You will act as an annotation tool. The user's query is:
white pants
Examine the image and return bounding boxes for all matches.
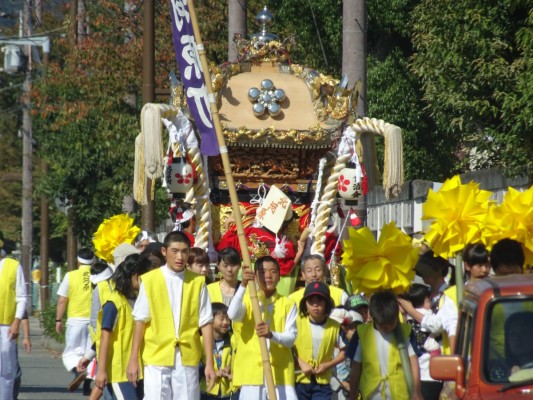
[62,319,89,371]
[0,325,17,400]
[239,385,298,400]
[144,347,200,400]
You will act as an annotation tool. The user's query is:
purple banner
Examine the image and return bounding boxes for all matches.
[169,0,219,156]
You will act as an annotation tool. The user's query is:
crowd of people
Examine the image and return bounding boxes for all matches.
[0,223,528,400]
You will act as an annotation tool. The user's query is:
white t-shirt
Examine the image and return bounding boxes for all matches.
[353,326,415,400]
[309,321,344,359]
[132,265,213,335]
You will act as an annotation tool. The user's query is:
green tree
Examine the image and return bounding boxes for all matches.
[411,0,532,177]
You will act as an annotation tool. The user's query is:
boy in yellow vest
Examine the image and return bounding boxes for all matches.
[349,290,422,400]
[55,247,94,393]
[0,239,27,400]
[228,255,298,400]
[289,254,349,307]
[127,231,216,400]
[200,302,235,400]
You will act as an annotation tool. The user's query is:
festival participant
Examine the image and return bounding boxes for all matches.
[127,231,215,400]
[56,248,95,393]
[134,230,159,252]
[207,247,241,306]
[141,242,166,269]
[293,282,346,400]
[349,290,423,400]
[95,254,151,399]
[398,250,457,355]
[345,295,370,322]
[171,202,196,247]
[188,247,212,282]
[228,256,298,400]
[0,238,27,400]
[200,302,235,400]
[290,254,349,307]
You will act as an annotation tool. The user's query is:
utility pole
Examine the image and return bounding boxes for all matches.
[342,0,370,228]
[20,0,33,314]
[141,0,155,231]
[228,0,246,62]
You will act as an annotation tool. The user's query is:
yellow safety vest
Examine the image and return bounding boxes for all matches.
[91,279,115,348]
[200,335,234,396]
[0,258,19,325]
[67,265,92,318]
[142,268,203,367]
[289,285,345,308]
[232,290,295,387]
[207,281,225,304]
[294,316,340,384]
[358,322,411,400]
[101,291,143,382]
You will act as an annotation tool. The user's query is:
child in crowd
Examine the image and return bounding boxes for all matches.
[293,282,346,400]
[228,256,298,400]
[200,302,235,400]
[141,242,166,269]
[127,231,215,400]
[405,284,441,400]
[95,254,151,399]
[329,307,364,399]
[207,247,241,306]
[188,247,212,283]
[349,290,422,400]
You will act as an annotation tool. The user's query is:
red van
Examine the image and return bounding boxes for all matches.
[430,274,533,398]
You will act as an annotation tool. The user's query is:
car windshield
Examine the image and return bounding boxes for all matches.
[485,298,533,384]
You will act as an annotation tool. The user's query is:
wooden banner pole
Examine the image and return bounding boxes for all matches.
[187,2,278,398]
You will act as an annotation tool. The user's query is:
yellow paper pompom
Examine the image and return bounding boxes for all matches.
[342,222,418,295]
[92,214,140,263]
[482,186,533,266]
[422,175,493,259]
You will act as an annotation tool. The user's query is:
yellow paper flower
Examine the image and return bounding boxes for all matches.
[482,186,533,266]
[92,214,140,263]
[342,222,418,294]
[422,175,493,259]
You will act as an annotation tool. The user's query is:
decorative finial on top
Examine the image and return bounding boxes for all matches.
[251,6,279,44]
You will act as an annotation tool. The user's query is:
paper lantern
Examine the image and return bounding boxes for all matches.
[165,157,193,194]
[338,166,363,200]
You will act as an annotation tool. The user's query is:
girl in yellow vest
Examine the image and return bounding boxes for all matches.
[228,255,298,400]
[294,281,346,400]
[207,247,241,306]
[200,302,235,400]
[94,253,150,399]
[349,290,423,400]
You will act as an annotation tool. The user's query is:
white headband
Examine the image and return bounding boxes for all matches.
[78,256,95,265]
[90,267,113,284]
[136,231,157,245]
[172,208,195,232]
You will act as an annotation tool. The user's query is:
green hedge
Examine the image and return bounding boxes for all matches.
[41,302,65,344]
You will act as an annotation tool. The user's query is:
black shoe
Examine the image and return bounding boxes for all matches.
[82,379,92,396]
[67,371,87,392]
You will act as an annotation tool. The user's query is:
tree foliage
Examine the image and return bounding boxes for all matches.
[411,0,532,177]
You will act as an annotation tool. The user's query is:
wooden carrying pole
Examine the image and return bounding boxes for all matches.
[187,1,278,399]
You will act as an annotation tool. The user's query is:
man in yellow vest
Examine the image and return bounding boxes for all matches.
[228,255,298,400]
[0,238,27,400]
[289,254,349,307]
[55,247,94,393]
[127,231,216,400]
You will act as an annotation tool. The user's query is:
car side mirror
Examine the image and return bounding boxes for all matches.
[430,355,466,398]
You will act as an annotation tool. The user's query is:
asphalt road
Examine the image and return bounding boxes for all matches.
[17,316,89,400]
